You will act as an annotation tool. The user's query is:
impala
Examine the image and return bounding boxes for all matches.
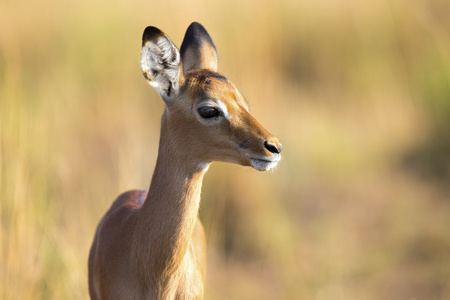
[88,22,282,300]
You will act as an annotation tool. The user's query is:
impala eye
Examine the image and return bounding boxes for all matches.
[198,106,221,119]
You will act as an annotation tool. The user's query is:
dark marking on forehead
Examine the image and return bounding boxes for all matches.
[183,69,252,113]
[184,69,227,83]
[184,69,230,95]
[197,70,227,83]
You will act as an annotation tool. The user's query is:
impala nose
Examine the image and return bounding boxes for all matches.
[264,139,282,154]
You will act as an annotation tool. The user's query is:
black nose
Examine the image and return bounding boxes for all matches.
[264,140,282,154]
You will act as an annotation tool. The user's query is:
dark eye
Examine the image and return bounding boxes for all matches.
[198,106,221,119]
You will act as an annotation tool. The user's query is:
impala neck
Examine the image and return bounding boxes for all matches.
[132,110,208,286]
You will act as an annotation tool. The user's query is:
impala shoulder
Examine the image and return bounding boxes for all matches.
[106,189,148,215]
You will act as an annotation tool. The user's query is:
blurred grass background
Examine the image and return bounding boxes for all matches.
[1,0,450,299]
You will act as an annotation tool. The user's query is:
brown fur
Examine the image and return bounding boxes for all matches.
[88,23,281,300]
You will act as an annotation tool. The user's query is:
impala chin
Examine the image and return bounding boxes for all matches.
[247,154,281,171]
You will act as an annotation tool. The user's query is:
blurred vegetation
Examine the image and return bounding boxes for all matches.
[1,0,450,299]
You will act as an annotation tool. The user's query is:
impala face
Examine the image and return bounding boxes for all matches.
[141,23,282,171]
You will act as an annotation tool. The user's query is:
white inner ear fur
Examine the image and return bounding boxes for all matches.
[217,100,231,120]
[140,37,180,99]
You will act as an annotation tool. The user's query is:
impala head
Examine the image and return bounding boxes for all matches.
[140,22,282,171]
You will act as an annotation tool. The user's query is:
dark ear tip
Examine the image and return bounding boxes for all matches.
[142,26,164,45]
[186,22,208,35]
[181,22,216,54]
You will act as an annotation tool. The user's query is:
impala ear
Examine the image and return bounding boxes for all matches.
[141,26,181,101]
[180,22,218,74]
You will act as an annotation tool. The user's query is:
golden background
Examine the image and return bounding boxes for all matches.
[1,0,450,299]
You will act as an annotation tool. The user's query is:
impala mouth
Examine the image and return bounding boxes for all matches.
[247,154,281,171]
